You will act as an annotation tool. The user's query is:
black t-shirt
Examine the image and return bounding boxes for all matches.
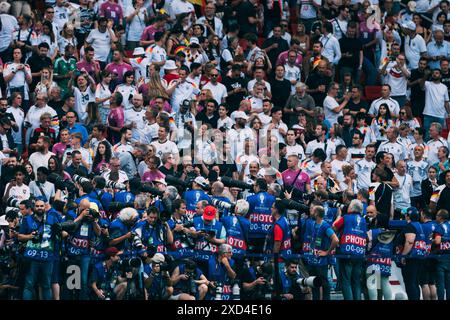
[339,36,363,68]
[441,71,450,90]
[346,99,368,113]
[222,75,248,112]
[305,72,332,106]
[436,186,450,213]
[269,78,291,108]
[236,1,257,37]
[159,166,175,177]
[197,111,219,128]
[262,37,290,68]
[217,162,238,178]
[409,68,426,99]
[373,183,393,227]
[26,54,53,88]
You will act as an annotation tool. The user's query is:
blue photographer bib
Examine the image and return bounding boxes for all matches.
[20,213,62,262]
[246,192,275,238]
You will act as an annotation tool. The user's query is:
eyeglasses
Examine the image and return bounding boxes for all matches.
[46,11,54,14]
[211,74,219,77]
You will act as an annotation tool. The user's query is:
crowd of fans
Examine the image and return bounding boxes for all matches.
[0,0,450,301]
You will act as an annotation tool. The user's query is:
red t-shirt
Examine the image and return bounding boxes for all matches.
[274,224,283,241]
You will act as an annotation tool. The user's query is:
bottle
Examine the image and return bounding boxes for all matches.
[215,283,223,300]
[232,282,240,300]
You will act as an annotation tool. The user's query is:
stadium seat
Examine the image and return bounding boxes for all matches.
[364,86,382,102]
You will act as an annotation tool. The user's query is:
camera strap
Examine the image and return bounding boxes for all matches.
[375,183,386,207]
[291,169,303,188]
[37,183,47,202]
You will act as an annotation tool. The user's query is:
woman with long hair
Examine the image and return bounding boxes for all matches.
[95,70,113,124]
[413,13,430,43]
[37,20,59,61]
[35,67,57,95]
[293,23,310,57]
[196,88,213,113]
[114,70,138,110]
[396,104,421,141]
[107,92,125,144]
[141,64,168,101]
[58,22,78,59]
[208,35,221,67]
[371,103,395,145]
[92,141,112,174]
[48,155,71,180]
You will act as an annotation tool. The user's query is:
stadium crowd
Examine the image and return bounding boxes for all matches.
[0,0,449,301]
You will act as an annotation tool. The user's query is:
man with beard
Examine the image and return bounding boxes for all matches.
[341,113,356,148]
[407,57,428,118]
[28,136,55,177]
[0,156,18,196]
[421,69,450,133]
[18,199,63,300]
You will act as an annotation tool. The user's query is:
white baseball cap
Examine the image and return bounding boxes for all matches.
[233,111,249,121]
[163,60,178,70]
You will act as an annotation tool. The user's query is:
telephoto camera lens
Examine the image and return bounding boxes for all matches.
[106,180,127,190]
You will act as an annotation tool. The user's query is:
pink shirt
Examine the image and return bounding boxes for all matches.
[141,25,165,42]
[141,170,166,182]
[105,62,133,83]
[276,51,303,67]
[52,142,69,159]
[99,2,123,24]
[282,168,310,192]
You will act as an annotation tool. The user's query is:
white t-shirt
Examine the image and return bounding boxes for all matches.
[124,108,146,142]
[405,34,427,69]
[331,159,350,184]
[112,142,134,156]
[368,97,400,117]
[423,81,450,118]
[426,137,448,165]
[378,140,407,162]
[74,86,96,122]
[3,62,32,100]
[150,139,179,159]
[37,34,59,59]
[299,0,321,19]
[29,151,55,176]
[130,57,151,82]
[247,79,271,94]
[202,82,228,104]
[393,173,413,209]
[125,7,147,41]
[286,144,306,161]
[354,158,377,190]
[170,0,195,20]
[323,96,342,124]
[115,84,138,110]
[6,106,24,144]
[86,29,111,62]
[284,64,301,94]
[95,83,111,109]
[29,181,55,202]
[170,79,200,114]
[0,14,18,52]
[385,65,409,96]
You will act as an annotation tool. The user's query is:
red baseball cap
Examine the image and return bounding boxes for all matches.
[203,205,217,221]
[104,247,119,257]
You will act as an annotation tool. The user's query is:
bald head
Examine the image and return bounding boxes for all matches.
[79,199,91,211]
[366,205,377,219]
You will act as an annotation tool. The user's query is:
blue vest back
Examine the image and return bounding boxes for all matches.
[246,192,275,238]
[410,222,427,258]
[193,216,223,261]
[438,221,450,254]
[367,228,393,277]
[221,215,249,257]
[339,213,367,257]
[422,220,438,254]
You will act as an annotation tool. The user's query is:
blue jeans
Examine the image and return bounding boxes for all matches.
[423,115,446,140]
[436,259,450,300]
[23,260,54,300]
[339,258,363,300]
[68,255,91,300]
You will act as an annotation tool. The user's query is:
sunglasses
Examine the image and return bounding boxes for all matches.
[211,74,219,77]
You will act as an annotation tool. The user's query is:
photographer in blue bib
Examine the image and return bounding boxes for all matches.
[18,199,63,300]
[396,207,427,300]
[63,199,101,300]
[332,199,367,300]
